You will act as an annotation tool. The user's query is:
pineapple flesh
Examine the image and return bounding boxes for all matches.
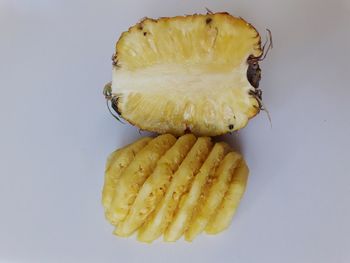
[185,151,242,241]
[164,142,230,242]
[205,160,249,234]
[115,134,196,237]
[137,137,212,242]
[109,13,263,136]
[108,134,176,224]
[102,137,151,223]
[102,134,249,242]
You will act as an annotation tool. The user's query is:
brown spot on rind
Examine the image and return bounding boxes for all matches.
[247,56,261,90]
[111,97,122,115]
[184,126,191,134]
[112,53,119,66]
[138,24,143,30]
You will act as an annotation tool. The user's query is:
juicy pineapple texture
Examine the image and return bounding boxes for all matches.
[110,13,263,136]
[102,134,249,242]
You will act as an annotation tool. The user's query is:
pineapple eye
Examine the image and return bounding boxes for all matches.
[228,124,234,130]
[206,17,212,24]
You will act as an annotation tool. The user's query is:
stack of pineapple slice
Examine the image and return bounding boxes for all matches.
[102,134,249,242]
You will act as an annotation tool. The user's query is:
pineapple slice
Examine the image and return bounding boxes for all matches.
[114,134,196,237]
[102,137,151,222]
[185,152,241,241]
[137,137,212,243]
[108,13,263,136]
[164,142,230,242]
[108,134,176,224]
[205,160,249,234]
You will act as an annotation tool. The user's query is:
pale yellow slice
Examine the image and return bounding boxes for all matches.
[138,137,213,243]
[185,151,241,241]
[109,134,176,224]
[205,160,249,234]
[164,142,230,242]
[114,134,196,237]
[102,137,151,222]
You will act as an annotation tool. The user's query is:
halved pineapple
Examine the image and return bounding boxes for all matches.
[106,12,263,136]
[102,134,249,242]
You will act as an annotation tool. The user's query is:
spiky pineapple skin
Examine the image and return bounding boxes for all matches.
[102,134,249,242]
[110,13,263,136]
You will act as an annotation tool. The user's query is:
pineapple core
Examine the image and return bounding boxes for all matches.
[111,13,262,136]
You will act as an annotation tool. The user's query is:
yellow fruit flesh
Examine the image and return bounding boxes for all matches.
[185,152,241,241]
[109,134,176,224]
[102,137,151,222]
[205,160,249,234]
[114,134,196,237]
[137,137,212,243]
[164,142,230,242]
[111,13,262,136]
[102,134,249,242]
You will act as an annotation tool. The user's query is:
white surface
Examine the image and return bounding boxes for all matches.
[0,0,349,262]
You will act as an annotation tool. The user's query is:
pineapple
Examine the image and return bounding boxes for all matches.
[108,134,176,224]
[185,151,242,241]
[102,137,151,222]
[205,160,249,234]
[137,137,212,242]
[105,12,264,136]
[115,134,196,237]
[164,142,230,242]
[102,134,249,242]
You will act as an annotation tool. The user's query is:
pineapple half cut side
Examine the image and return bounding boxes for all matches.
[106,12,264,136]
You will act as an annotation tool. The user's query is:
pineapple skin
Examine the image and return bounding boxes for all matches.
[110,13,263,136]
[102,134,250,242]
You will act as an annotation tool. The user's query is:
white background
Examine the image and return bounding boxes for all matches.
[1,0,349,262]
